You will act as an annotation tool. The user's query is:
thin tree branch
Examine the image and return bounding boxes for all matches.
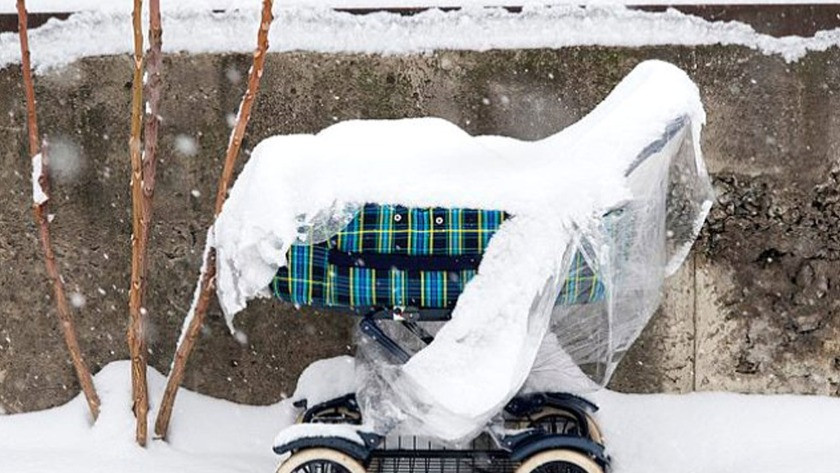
[16,0,100,421]
[139,0,163,315]
[155,0,274,440]
[128,0,149,447]
[17,1,37,155]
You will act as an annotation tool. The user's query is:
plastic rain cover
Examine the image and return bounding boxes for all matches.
[354,116,712,445]
[356,237,573,444]
[524,117,713,396]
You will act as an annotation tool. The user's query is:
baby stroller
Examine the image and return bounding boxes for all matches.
[212,61,712,473]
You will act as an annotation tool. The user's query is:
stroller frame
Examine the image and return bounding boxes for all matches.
[274,306,610,473]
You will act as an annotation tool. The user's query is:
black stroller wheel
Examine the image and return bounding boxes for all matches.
[528,408,604,445]
[277,448,366,473]
[515,449,603,473]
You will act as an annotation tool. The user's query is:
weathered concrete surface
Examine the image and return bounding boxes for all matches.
[1,46,839,413]
[610,258,697,393]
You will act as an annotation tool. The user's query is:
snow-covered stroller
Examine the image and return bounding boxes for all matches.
[211,60,713,473]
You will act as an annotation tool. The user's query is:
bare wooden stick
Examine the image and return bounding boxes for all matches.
[154,0,275,440]
[139,0,163,312]
[16,0,100,421]
[142,0,163,230]
[127,0,149,447]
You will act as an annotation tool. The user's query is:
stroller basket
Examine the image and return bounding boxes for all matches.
[271,205,605,318]
[368,448,519,473]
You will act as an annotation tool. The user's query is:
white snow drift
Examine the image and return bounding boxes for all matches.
[2,360,840,473]
[0,361,294,473]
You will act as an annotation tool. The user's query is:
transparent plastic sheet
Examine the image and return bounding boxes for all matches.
[293,200,361,245]
[212,199,360,321]
[533,119,713,391]
[350,117,712,442]
[355,246,573,446]
[355,324,521,450]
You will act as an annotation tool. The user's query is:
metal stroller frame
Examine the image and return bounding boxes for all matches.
[278,306,610,473]
[272,115,692,473]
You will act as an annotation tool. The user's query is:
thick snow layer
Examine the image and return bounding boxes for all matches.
[2,5,840,71]
[212,59,707,442]
[2,360,840,473]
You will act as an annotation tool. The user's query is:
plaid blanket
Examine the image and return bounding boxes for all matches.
[271,204,604,310]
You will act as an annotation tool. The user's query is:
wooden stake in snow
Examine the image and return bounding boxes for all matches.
[154,0,275,440]
[127,0,151,447]
[16,0,101,421]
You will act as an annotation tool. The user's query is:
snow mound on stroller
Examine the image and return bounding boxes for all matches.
[212,60,712,443]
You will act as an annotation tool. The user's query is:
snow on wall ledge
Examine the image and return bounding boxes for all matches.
[2,5,840,72]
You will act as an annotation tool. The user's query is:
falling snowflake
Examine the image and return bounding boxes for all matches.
[69,292,86,309]
[174,134,198,157]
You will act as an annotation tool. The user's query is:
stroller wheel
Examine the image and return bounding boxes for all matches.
[516,449,603,473]
[529,408,604,445]
[277,448,366,473]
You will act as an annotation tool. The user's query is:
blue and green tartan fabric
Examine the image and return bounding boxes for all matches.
[270,204,605,310]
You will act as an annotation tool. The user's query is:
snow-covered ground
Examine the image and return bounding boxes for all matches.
[0,361,295,473]
[2,360,839,473]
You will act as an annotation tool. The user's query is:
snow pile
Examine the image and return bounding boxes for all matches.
[213,60,710,442]
[0,361,295,473]
[291,355,356,408]
[2,5,840,71]
[2,359,840,473]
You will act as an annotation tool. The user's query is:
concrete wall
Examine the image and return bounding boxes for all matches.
[1,46,839,413]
